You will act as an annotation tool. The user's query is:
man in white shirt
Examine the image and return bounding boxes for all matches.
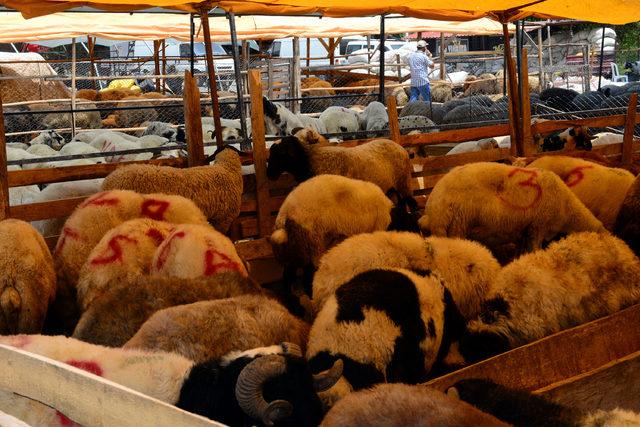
[408,40,435,102]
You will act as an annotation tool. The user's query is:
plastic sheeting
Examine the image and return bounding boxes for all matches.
[0,12,509,43]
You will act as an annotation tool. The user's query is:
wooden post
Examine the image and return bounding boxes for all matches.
[153,40,161,92]
[582,44,590,92]
[292,36,301,114]
[378,14,386,104]
[200,10,224,148]
[521,48,535,155]
[161,39,167,94]
[306,38,311,76]
[622,92,638,166]
[329,38,335,66]
[71,37,77,138]
[249,69,272,237]
[547,25,553,67]
[183,71,205,167]
[537,28,544,90]
[440,33,446,81]
[0,92,10,220]
[503,23,522,156]
[396,53,402,79]
[87,36,97,90]
[387,95,401,143]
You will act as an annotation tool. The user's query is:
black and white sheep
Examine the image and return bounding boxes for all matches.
[266,128,412,197]
[318,106,360,136]
[0,336,342,427]
[321,383,509,427]
[263,97,327,135]
[307,268,451,404]
[419,162,606,256]
[535,126,594,152]
[458,232,640,363]
[102,145,243,232]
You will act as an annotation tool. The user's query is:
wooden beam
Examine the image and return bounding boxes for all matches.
[440,33,446,81]
[161,39,167,94]
[153,40,161,92]
[292,37,301,114]
[520,48,535,156]
[426,303,640,392]
[306,38,311,76]
[317,38,330,53]
[537,29,544,90]
[329,38,335,66]
[387,95,401,143]
[503,23,522,156]
[249,69,272,238]
[532,114,628,134]
[87,36,97,90]
[622,92,638,166]
[536,351,640,413]
[0,90,9,220]
[399,123,511,147]
[183,70,205,167]
[199,10,224,148]
[10,196,87,222]
[0,344,224,427]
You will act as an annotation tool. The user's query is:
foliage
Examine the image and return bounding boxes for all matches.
[616,22,640,65]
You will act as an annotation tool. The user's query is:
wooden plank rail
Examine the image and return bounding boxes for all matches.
[10,196,87,222]
[425,304,640,393]
[399,124,511,147]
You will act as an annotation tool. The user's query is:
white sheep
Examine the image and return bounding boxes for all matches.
[358,101,389,133]
[72,129,139,144]
[58,140,106,164]
[124,295,310,364]
[312,231,500,322]
[26,143,59,158]
[307,268,446,404]
[591,131,623,147]
[527,156,635,230]
[267,128,413,197]
[446,138,499,155]
[459,232,640,363]
[76,218,175,311]
[0,219,56,334]
[419,162,606,256]
[319,106,360,135]
[151,223,248,279]
[89,134,153,163]
[7,166,41,206]
[102,145,243,232]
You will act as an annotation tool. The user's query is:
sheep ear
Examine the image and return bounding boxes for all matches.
[446,387,460,399]
[291,127,304,136]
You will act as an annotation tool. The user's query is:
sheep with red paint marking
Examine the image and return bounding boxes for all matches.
[75,218,175,312]
[614,173,640,257]
[51,190,207,334]
[527,156,635,230]
[124,295,310,364]
[0,219,55,334]
[418,162,605,257]
[151,223,248,279]
[0,335,341,427]
[73,272,261,347]
[102,145,243,232]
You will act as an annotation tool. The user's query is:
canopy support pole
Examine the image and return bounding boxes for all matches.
[0,92,9,221]
[162,39,167,94]
[503,23,522,156]
[537,28,544,90]
[440,33,446,81]
[71,37,77,139]
[516,20,525,155]
[292,36,301,114]
[190,13,195,76]
[598,25,606,90]
[153,40,161,92]
[227,12,249,149]
[87,36,97,90]
[200,10,224,148]
[306,38,311,76]
[378,14,386,104]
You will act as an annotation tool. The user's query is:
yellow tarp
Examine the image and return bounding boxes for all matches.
[2,0,640,24]
[0,12,508,43]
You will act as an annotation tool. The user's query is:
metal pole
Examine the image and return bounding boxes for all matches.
[71,37,77,138]
[200,10,224,148]
[227,12,249,150]
[190,13,195,76]
[516,21,524,137]
[378,14,386,104]
[598,25,606,90]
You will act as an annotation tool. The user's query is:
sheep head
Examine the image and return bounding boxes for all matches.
[266,136,312,182]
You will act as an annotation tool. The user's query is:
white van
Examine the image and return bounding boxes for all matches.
[338,39,408,64]
[267,38,341,67]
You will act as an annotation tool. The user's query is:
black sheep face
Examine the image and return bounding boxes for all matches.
[266,137,312,182]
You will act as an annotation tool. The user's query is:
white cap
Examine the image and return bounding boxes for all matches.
[417,40,427,48]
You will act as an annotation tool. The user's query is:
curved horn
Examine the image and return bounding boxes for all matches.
[280,342,302,357]
[312,359,343,392]
[235,355,293,426]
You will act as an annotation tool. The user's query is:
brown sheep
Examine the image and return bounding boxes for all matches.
[431,83,453,103]
[464,73,499,96]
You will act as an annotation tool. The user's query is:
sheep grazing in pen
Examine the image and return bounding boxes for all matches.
[458,232,640,364]
[0,336,341,427]
[267,128,413,197]
[307,268,448,404]
[321,383,509,427]
[73,272,260,347]
[124,295,310,365]
[418,162,605,257]
[0,219,56,334]
[102,145,243,232]
[527,156,635,230]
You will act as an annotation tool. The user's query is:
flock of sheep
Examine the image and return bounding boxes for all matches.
[0,103,639,425]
